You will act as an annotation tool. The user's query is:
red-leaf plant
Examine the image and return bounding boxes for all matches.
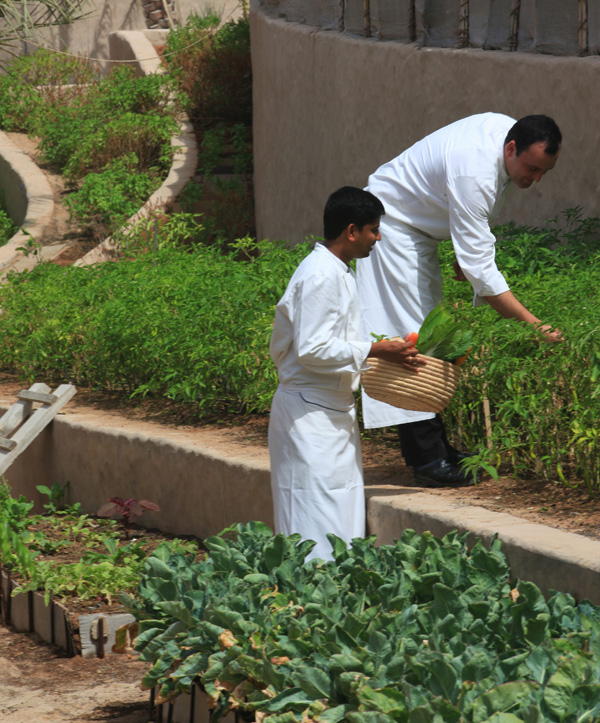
[97,497,160,538]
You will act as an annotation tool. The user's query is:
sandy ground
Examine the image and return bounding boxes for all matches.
[0,625,153,723]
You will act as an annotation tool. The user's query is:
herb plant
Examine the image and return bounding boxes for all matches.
[0,232,311,416]
[163,13,252,126]
[97,497,160,531]
[0,51,177,239]
[438,209,600,489]
[0,206,18,246]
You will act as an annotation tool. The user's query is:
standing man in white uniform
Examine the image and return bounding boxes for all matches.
[269,186,423,561]
[356,113,562,488]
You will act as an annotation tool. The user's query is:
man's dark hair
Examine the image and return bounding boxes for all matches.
[323,186,385,241]
[505,115,562,156]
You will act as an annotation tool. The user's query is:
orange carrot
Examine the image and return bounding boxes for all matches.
[406,332,418,347]
[454,347,471,367]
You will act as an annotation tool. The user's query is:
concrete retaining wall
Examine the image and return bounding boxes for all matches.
[250,6,600,245]
[3,402,599,604]
[0,132,54,274]
[3,408,273,540]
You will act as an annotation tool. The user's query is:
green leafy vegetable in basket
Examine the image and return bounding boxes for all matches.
[416,303,472,362]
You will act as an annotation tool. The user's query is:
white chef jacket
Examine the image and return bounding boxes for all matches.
[357,112,514,428]
[270,242,372,410]
[268,243,371,560]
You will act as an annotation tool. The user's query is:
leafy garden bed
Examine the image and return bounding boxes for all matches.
[0,209,598,493]
[124,521,600,722]
[0,481,203,656]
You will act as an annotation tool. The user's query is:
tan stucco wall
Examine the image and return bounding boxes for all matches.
[13,0,243,64]
[3,408,273,540]
[251,9,600,245]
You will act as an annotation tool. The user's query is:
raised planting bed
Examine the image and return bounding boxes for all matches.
[0,482,204,659]
[0,569,135,658]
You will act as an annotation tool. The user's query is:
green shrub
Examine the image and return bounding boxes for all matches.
[34,66,176,181]
[0,49,99,134]
[0,206,18,246]
[64,153,163,232]
[0,209,598,490]
[0,54,178,238]
[0,232,311,415]
[123,521,600,721]
[439,210,600,490]
[164,14,252,126]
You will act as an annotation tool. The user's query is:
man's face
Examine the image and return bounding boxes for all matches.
[352,220,381,258]
[504,140,560,189]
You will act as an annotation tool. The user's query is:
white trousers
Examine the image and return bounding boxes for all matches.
[268,388,366,562]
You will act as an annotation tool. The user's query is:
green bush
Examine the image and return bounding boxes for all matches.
[123,521,600,721]
[163,13,252,126]
[0,49,99,134]
[34,66,176,181]
[0,209,598,490]
[0,232,311,415]
[64,153,163,231]
[439,209,600,490]
[0,206,18,246]
[0,53,178,237]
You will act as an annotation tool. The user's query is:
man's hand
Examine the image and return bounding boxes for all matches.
[483,291,564,343]
[536,323,564,343]
[369,337,426,372]
[453,259,468,281]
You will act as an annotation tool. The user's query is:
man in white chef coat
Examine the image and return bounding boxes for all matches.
[356,113,562,488]
[269,186,423,561]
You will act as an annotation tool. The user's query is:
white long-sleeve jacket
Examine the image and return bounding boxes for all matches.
[270,243,372,411]
[367,112,514,302]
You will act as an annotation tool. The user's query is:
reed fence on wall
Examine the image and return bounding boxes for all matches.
[256,0,599,56]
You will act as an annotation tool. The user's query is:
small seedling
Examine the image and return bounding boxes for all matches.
[36,482,70,512]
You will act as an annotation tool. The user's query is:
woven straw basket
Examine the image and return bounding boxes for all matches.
[362,354,461,413]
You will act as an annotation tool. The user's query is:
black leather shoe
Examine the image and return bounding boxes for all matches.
[412,458,477,488]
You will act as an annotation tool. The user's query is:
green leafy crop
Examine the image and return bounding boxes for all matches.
[0,233,311,415]
[0,481,198,605]
[123,522,600,721]
[416,304,473,361]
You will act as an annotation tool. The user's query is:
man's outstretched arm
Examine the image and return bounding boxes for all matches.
[483,290,563,341]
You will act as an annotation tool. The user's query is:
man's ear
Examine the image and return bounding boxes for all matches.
[346,223,358,241]
[505,139,517,158]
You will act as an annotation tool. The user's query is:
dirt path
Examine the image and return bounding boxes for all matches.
[0,625,153,723]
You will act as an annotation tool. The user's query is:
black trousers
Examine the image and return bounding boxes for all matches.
[397,415,457,468]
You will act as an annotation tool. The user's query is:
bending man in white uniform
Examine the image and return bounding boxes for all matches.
[269,186,423,561]
[356,113,562,488]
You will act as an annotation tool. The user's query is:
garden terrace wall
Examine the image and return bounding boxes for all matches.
[0,131,55,274]
[1,405,274,541]
[250,5,600,245]
[74,28,198,267]
[3,400,600,606]
[3,0,244,66]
